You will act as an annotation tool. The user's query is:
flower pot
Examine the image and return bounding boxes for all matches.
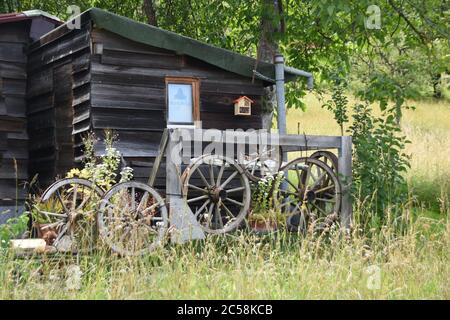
[35,223,58,245]
[248,220,278,234]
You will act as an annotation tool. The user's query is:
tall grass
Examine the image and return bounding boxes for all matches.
[0,207,448,299]
[0,94,447,300]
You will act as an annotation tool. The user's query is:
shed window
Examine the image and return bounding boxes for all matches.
[166,77,200,126]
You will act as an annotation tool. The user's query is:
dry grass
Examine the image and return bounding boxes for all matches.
[0,214,448,299]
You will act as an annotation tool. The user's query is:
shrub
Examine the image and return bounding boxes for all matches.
[66,130,133,189]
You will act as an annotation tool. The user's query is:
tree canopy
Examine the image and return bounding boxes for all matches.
[2,0,449,109]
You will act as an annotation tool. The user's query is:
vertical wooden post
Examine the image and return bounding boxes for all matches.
[338,136,352,229]
[166,129,205,243]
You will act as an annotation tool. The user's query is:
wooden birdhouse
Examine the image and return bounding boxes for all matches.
[234,96,253,116]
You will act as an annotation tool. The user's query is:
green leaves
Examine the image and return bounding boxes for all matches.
[349,102,410,228]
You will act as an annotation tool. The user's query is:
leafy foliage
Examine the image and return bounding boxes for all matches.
[0,213,29,247]
[67,130,133,189]
[322,75,349,136]
[349,102,411,227]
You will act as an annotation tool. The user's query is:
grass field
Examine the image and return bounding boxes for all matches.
[0,94,448,299]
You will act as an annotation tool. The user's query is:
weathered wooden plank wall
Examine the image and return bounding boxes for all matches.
[27,23,92,188]
[0,21,30,208]
[89,29,265,192]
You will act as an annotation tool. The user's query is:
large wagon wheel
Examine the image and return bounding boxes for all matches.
[182,154,251,234]
[97,181,168,256]
[36,178,104,252]
[277,157,342,233]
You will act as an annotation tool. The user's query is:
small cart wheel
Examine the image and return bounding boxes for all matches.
[277,157,341,233]
[36,178,104,252]
[182,154,251,234]
[98,181,168,256]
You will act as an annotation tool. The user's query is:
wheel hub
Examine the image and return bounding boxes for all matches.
[209,187,227,203]
[304,190,316,203]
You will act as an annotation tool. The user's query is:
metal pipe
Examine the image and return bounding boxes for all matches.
[274,54,287,135]
[284,65,314,89]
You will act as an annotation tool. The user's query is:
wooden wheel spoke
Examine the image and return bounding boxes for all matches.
[71,184,78,211]
[295,168,303,188]
[279,189,297,197]
[187,184,208,193]
[225,197,244,207]
[315,184,335,193]
[216,161,225,186]
[215,205,224,229]
[194,199,211,218]
[285,177,300,192]
[311,171,327,189]
[55,189,69,212]
[141,202,162,215]
[220,170,238,189]
[310,202,328,216]
[209,163,215,186]
[136,192,149,213]
[279,197,298,208]
[225,186,245,193]
[34,207,67,219]
[130,187,136,211]
[206,203,215,228]
[76,193,92,211]
[220,201,235,219]
[315,197,336,203]
[196,167,211,188]
[187,194,209,203]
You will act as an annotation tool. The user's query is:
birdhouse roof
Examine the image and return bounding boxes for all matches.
[233,96,254,103]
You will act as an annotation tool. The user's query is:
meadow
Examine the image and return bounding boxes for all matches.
[0,94,448,299]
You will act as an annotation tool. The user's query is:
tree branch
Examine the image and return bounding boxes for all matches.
[387,0,428,44]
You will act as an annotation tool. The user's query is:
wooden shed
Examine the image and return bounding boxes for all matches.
[25,8,302,191]
[0,10,61,219]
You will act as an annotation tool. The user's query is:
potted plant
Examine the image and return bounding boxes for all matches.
[247,209,286,233]
[248,173,285,233]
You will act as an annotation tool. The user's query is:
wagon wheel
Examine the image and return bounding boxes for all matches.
[277,157,341,233]
[310,150,338,174]
[97,181,168,256]
[243,147,282,183]
[182,154,251,234]
[36,178,104,252]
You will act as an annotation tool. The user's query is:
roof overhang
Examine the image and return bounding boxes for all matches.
[37,8,306,84]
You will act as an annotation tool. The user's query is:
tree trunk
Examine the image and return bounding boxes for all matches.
[143,0,158,26]
[258,0,282,130]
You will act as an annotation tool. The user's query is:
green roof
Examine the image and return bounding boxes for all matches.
[76,8,299,83]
